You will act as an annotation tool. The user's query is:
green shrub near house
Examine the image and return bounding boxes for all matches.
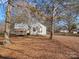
[0,32,4,36]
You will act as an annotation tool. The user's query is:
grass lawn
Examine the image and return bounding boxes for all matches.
[0,35,79,59]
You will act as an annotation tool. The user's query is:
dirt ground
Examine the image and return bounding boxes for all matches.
[0,35,79,59]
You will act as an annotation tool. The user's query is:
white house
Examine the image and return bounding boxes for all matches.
[13,22,47,35]
[30,22,47,35]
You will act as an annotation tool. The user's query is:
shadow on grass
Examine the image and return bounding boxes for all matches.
[0,42,3,45]
[26,35,49,40]
[71,57,79,59]
[0,55,15,59]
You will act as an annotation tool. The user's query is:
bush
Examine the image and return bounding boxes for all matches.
[0,32,4,36]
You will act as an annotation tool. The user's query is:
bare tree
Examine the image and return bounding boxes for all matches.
[4,0,13,45]
[40,0,64,39]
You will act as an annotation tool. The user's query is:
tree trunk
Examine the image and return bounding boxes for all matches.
[52,19,54,38]
[50,19,54,39]
[4,4,12,45]
[49,5,57,40]
[50,22,52,39]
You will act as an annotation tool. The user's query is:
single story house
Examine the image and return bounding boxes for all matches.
[30,22,47,35]
[13,22,47,36]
